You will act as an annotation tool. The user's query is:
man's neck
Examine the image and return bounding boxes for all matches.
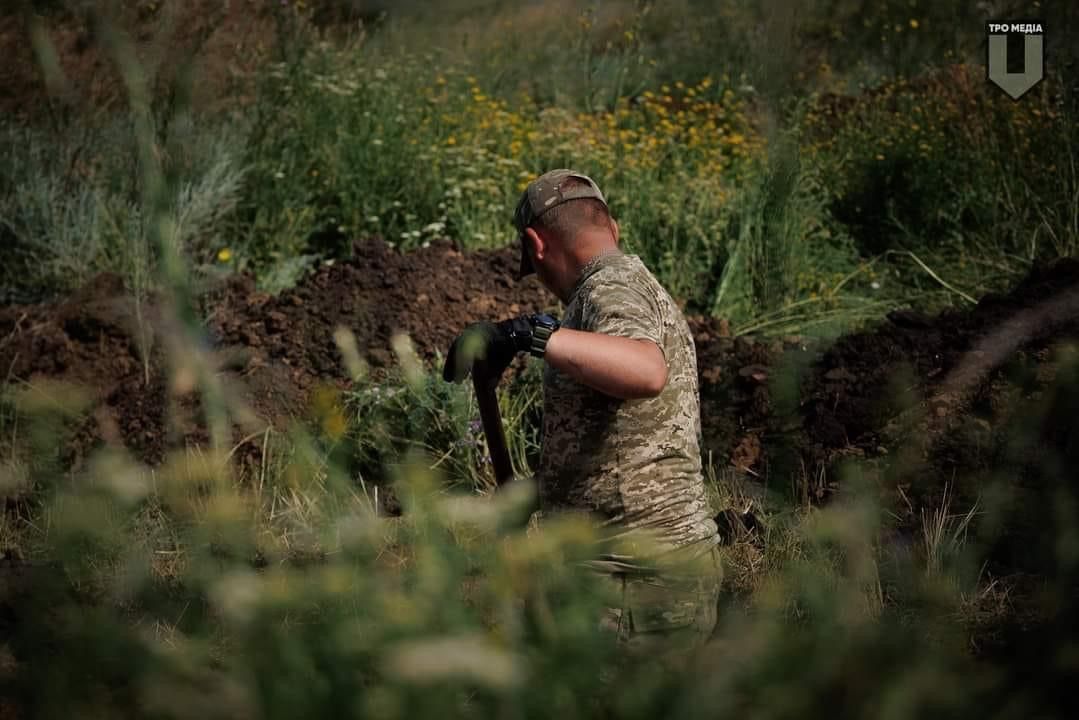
[559,245,623,302]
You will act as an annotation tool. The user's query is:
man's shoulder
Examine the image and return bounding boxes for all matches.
[580,255,665,302]
[590,256,688,321]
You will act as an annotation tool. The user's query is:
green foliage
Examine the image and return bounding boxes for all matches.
[0,119,244,302]
[7,404,1077,718]
[234,27,762,315]
[340,359,543,493]
[5,0,1077,336]
[802,67,1078,303]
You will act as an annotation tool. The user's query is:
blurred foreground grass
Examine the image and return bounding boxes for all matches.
[4,350,1078,718]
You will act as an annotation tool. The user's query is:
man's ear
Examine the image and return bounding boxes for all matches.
[524,227,545,263]
[610,218,620,245]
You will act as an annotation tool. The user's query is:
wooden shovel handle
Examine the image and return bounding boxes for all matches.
[471,362,514,487]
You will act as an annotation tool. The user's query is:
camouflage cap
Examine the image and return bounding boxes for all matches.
[513,169,607,279]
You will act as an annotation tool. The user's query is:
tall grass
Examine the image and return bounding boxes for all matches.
[0,121,244,300]
[5,1,1077,329]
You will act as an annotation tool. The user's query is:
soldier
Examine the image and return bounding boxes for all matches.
[442,169,721,660]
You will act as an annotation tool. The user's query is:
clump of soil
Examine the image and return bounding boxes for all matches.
[811,261,1079,571]
[207,238,555,386]
[684,260,1079,510]
[0,238,554,468]
[796,258,1079,467]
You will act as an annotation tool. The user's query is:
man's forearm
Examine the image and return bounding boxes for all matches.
[543,328,667,400]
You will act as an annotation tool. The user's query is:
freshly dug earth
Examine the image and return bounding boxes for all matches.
[2,240,1079,558]
[790,259,1079,577]
[207,238,557,385]
[0,239,555,468]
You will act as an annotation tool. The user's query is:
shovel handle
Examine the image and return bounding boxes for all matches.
[472,364,514,487]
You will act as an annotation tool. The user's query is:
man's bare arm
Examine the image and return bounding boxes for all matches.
[544,328,667,400]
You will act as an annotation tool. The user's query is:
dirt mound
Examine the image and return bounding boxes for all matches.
[719,258,1079,577]
[3,234,1079,547]
[797,258,1079,464]
[0,238,555,467]
[208,238,555,387]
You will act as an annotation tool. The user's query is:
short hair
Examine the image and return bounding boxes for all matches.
[531,177,612,242]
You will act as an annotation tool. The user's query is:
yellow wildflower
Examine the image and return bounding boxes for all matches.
[321,408,347,440]
[217,248,232,262]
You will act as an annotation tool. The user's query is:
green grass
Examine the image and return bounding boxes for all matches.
[6,1,1074,328]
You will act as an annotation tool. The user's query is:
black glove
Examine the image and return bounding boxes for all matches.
[442,316,533,383]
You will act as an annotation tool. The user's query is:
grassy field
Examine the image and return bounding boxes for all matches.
[2,1,1079,717]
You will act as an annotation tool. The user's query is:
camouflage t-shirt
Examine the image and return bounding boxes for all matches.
[536,252,718,561]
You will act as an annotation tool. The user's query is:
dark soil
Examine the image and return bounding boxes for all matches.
[207,238,556,384]
[4,241,1079,511]
[0,238,555,469]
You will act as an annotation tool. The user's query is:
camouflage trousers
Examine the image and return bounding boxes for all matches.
[594,546,722,664]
